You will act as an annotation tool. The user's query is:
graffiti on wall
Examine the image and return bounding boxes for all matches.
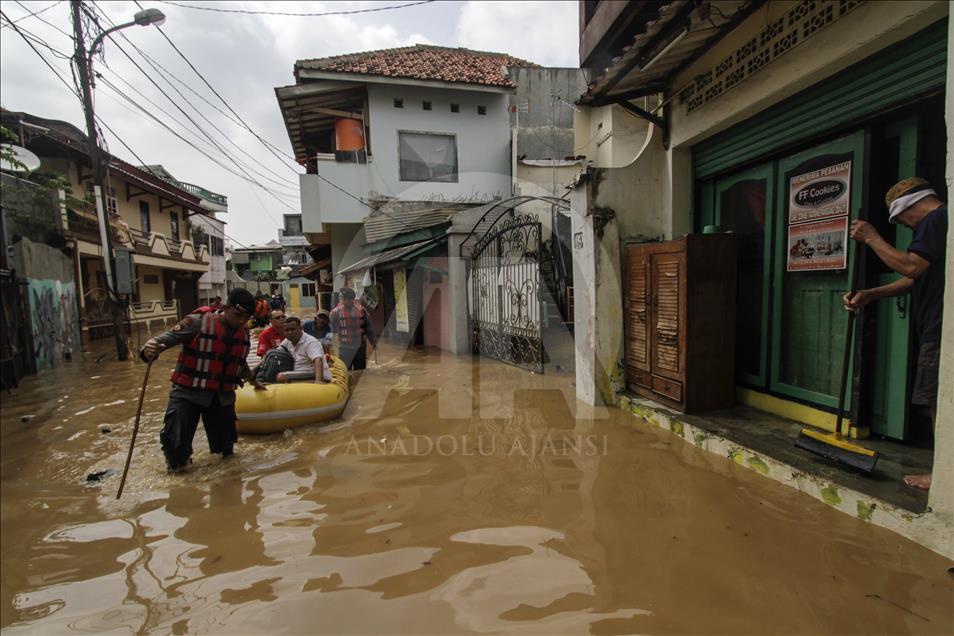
[29,279,77,370]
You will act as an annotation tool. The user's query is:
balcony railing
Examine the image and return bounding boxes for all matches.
[129,299,178,324]
[174,181,228,207]
[124,228,208,262]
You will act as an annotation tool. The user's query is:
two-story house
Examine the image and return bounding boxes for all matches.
[276,44,536,345]
[144,165,229,307]
[2,110,219,340]
[276,44,533,278]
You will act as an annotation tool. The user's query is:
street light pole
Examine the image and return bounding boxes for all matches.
[70,1,164,361]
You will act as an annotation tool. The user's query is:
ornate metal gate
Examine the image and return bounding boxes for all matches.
[469,213,543,372]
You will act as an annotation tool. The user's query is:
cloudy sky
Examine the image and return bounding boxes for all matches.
[0,0,578,247]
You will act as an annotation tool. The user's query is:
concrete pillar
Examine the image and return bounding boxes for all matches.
[571,182,600,405]
[446,232,470,355]
[927,18,954,521]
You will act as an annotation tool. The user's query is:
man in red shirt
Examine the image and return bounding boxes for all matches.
[256,309,286,357]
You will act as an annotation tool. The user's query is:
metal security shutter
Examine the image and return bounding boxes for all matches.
[694,19,948,179]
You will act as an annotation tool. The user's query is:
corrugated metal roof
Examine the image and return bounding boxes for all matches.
[581,1,751,104]
[338,239,441,275]
[363,207,456,244]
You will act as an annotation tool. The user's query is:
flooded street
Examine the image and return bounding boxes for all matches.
[2,343,952,635]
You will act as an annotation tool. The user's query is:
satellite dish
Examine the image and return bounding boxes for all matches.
[0,144,41,172]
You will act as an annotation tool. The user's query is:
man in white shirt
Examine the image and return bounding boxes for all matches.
[275,316,332,383]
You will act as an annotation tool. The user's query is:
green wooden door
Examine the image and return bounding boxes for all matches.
[869,118,917,439]
[770,132,865,408]
[715,164,774,386]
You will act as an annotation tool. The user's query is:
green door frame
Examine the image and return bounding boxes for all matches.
[714,163,775,387]
[869,116,917,439]
[770,131,865,408]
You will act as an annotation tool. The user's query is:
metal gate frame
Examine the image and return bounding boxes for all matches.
[469,212,543,373]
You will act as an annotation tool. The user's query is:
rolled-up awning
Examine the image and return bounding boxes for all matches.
[337,238,443,275]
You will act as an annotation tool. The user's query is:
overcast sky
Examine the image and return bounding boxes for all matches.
[0,0,579,247]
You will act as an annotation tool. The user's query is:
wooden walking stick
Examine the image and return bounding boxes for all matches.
[116,359,153,500]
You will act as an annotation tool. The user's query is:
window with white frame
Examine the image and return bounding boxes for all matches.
[86,182,118,217]
[301,283,316,297]
[398,132,458,182]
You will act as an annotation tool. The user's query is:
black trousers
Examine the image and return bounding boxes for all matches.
[340,343,367,370]
[160,393,237,469]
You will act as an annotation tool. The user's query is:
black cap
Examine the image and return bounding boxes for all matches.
[340,287,356,300]
[227,288,256,315]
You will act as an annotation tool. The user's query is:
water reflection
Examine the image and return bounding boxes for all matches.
[1,343,952,634]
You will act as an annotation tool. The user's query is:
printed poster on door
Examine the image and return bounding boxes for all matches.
[788,160,851,224]
[787,217,848,271]
[787,159,851,271]
[393,266,409,333]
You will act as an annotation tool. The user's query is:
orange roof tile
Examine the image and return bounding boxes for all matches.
[295,44,538,88]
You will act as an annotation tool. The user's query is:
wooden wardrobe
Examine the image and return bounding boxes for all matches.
[625,234,737,413]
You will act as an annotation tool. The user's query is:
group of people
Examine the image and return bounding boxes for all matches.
[141,287,375,471]
[140,178,946,486]
[252,293,287,328]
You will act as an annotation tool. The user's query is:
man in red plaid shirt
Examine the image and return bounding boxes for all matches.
[329,287,375,370]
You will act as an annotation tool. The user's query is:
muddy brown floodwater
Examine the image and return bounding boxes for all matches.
[1,343,952,634]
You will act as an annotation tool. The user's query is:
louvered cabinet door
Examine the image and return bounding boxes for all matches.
[625,247,651,388]
[651,251,685,384]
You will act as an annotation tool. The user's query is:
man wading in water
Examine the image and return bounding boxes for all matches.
[330,287,375,371]
[141,288,266,471]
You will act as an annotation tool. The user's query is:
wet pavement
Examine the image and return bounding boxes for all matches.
[2,342,953,634]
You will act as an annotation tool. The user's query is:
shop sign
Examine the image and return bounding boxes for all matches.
[680,0,864,114]
[788,161,851,223]
[394,266,409,333]
[786,160,850,272]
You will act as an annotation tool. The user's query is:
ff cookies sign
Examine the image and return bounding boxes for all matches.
[787,160,850,272]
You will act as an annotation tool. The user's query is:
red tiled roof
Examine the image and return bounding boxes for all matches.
[295,44,538,88]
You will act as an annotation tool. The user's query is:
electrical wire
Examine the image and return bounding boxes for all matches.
[128,0,424,234]
[0,13,71,59]
[79,5,295,220]
[133,0,301,172]
[10,0,72,39]
[154,0,435,18]
[1,0,61,28]
[3,13,258,260]
[92,3,300,190]
[96,65,299,196]
[96,75,297,218]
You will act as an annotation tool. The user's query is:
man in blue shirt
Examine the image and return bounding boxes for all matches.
[844,177,947,490]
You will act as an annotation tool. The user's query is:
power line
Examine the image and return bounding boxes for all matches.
[134,0,301,173]
[96,75,294,220]
[127,0,417,230]
[91,3,300,190]
[134,1,440,232]
[0,12,71,59]
[1,0,62,28]
[155,0,435,18]
[80,3,296,219]
[3,13,261,254]
[10,0,72,39]
[96,65,300,195]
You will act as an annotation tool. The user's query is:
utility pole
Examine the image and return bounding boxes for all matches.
[71,0,128,360]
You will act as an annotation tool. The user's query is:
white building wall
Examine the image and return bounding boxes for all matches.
[365,84,511,203]
[190,213,226,295]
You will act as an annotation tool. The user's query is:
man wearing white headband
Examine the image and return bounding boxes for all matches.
[843,177,947,490]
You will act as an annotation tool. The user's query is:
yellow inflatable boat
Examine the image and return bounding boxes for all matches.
[235,356,349,434]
